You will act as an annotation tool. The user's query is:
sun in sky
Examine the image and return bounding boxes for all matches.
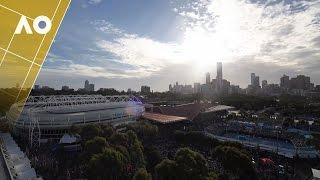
[40,0,320,91]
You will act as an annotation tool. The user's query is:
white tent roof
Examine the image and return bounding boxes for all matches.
[312,169,320,179]
[59,134,78,144]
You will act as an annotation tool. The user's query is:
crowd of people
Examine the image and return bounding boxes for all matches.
[26,145,86,179]
[206,118,314,149]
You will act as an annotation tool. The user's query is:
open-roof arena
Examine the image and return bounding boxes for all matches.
[6,95,145,146]
[205,121,319,159]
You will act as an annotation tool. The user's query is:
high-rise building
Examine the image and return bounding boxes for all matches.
[85,80,89,87]
[169,84,173,92]
[170,82,194,94]
[255,76,260,87]
[262,80,268,89]
[216,62,223,93]
[222,79,230,92]
[229,85,240,94]
[250,73,260,87]
[141,86,151,94]
[206,72,211,85]
[84,80,95,91]
[251,73,255,86]
[194,83,201,93]
[280,74,290,89]
[290,75,311,90]
[62,86,70,91]
[217,62,222,80]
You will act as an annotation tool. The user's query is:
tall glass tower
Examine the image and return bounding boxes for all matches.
[216,62,223,92]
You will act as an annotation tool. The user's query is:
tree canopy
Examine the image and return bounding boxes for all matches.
[155,148,213,180]
[85,136,108,157]
[88,149,128,180]
[214,145,257,180]
[133,168,152,180]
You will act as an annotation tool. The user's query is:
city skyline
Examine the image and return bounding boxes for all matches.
[35,0,320,91]
[35,67,319,94]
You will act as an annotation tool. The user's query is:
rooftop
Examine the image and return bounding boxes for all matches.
[204,105,235,113]
[312,169,320,179]
[142,112,188,124]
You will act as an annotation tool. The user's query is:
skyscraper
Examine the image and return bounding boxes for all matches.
[290,75,311,90]
[217,62,222,80]
[141,86,151,94]
[206,72,211,85]
[251,73,260,87]
[194,83,201,93]
[251,73,256,86]
[255,76,260,87]
[280,74,290,89]
[262,80,268,89]
[84,80,95,91]
[85,80,89,89]
[216,62,223,93]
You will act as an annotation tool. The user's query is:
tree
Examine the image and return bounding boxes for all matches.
[155,149,214,180]
[174,148,209,180]
[155,159,178,180]
[214,145,257,180]
[174,131,218,148]
[133,168,152,180]
[129,141,146,169]
[88,149,127,180]
[109,132,129,147]
[80,124,101,142]
[219,94,276,111]
[144,146,162,171]
[85,136,107,157]
[127,121,159,140]
[101,124,114,138]
[113,145,130,161]
[125,131,145,168]
[127,130,139,146]
[206,171,218,180]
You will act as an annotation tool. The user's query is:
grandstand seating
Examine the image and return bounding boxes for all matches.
[0,133,41,180]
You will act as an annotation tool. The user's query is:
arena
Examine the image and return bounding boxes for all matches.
[6,95,145,146]
[205,120,320,159]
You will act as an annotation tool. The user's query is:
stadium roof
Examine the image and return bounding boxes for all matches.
[142,112,188,124]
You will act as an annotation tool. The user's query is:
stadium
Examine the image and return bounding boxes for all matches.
[6,95,145,146]
[205,121,320,159]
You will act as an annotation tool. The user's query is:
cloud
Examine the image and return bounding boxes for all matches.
[91,20,124,35]
[43,0,320,90]
[91,0,320,81]
[96,38,186,75]
[81,0,103,8]
[88,0,102,5]
[44,51,150,79]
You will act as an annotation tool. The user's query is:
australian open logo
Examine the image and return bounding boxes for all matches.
[14,15,52,35]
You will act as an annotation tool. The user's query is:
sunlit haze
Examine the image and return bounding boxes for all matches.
[36,0,320,91]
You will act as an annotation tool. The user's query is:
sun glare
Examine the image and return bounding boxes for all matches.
[176,0,264,72]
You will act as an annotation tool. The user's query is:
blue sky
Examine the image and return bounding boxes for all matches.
[36,0,320,91]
